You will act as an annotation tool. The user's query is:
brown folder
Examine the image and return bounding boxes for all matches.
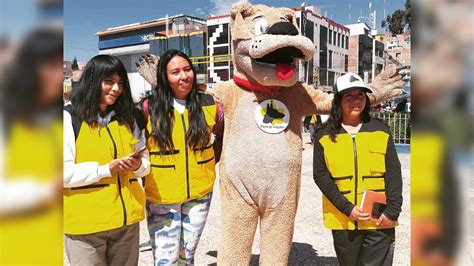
[360,190,387,220]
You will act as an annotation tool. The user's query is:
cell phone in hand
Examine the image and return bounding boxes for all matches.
[371,202,387,219]
[130,147,146,159]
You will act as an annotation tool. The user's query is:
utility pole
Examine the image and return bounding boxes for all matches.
[358,2,377,82]
[371,10,376,82]
[300,2,309,84]
[165,14,169,36]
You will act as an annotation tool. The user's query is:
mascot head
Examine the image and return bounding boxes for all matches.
[230,2,314,88]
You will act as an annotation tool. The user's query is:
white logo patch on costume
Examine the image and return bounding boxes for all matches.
[255,99,290,134]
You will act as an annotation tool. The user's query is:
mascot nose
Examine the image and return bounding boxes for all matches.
[267,22,299,36]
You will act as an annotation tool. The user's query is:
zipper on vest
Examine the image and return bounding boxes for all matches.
[106,126,127,226]
[180,114,190,199]
[352,136,358,228]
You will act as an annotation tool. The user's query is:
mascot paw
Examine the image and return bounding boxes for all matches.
[367,64,408,104]
[136,54,159,88]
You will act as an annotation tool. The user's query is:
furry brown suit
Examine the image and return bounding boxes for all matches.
[211,3,404,265]
[138,3,405,264]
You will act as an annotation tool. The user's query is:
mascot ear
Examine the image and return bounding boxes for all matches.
[230,1,255,40]
[277,8,299,33]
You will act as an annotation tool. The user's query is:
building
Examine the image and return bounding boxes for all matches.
[345,23,385,83]
[96,15,207,102]
[63,61,72,79]
[382,31,411,67]
[206,6,350,90]
[96,6,352,98]
[206,15,232,89]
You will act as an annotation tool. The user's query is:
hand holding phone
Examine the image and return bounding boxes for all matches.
[130,147,146,159]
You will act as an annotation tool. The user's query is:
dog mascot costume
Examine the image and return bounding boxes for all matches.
[138,2,405,264]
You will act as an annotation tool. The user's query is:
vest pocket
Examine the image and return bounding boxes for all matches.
[369,142,386,173]
[361,175,385,192]
[323,196,353,229]
[362,175,385,180]
[370,188,386,192]
[125,179,146,223]
[197,156,214,165]
[150,150,180,156]
[331,175,353,192]
[331,175,352,180]
[71,184,110,190]
[193,144,212,151]
[151,164,176,169]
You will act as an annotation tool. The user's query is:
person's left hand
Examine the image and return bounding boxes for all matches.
[376,213,397,227]
[119,156,142,172]
[367,64,407,105]
[136,54,159,87]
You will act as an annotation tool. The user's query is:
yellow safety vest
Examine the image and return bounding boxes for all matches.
[145,97,216,204]
[64,119,146,235]
[1,120,63,265]
[319,130,392,230]
[411,133,442,220]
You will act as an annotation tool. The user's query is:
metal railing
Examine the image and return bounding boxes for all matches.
[372,112,411,145]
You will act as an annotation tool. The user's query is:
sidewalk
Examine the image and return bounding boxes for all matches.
[137,132,411,265]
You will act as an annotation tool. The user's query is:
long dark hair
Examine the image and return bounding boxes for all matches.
[1,27,63,127]
[326,90,371,142]
[69,54,135,129]
[149,49,210,151]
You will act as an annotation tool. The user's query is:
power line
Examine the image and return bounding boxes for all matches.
[64,44,97,52]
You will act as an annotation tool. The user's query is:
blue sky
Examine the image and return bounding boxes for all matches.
[64,0,406,62]
[1,0,38,39]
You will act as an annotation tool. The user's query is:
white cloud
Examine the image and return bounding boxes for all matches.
[194,7,206,16]
[209,0,248,16]
[319,4,336,9]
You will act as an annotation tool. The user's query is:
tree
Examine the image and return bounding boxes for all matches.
[381,20,387,31]
[387,10,405,34]
[71,57,79,70]
[381,0,411,34]
[404,0,411,30]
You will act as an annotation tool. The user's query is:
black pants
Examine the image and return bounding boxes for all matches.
[332,228,395,266]
[309,123,316,143]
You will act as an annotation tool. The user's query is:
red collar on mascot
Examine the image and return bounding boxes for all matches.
[233,76,283,96]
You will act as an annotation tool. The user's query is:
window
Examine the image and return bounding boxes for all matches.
[320,26,328,69]
[333,31,337,45]
[345,55,348,72]
[208,24,229,45]
[328,50,333,68]
[328,71,335,85]
[329,29,333,44]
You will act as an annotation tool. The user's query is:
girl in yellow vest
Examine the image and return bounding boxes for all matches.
[313,73,402,265]
[63,55,150,265]
[1,27,63,265]
[143,49,223,265]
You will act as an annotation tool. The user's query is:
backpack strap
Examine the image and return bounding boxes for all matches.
[134,107,147,131]
[143,98,149,121]
[64,105,82,141]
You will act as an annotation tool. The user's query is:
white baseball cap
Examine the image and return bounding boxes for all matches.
[333,73,372,95]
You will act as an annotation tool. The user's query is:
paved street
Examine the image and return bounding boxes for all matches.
[137,132,411,265]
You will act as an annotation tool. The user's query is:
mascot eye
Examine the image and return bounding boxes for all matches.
[254,18,269,35]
